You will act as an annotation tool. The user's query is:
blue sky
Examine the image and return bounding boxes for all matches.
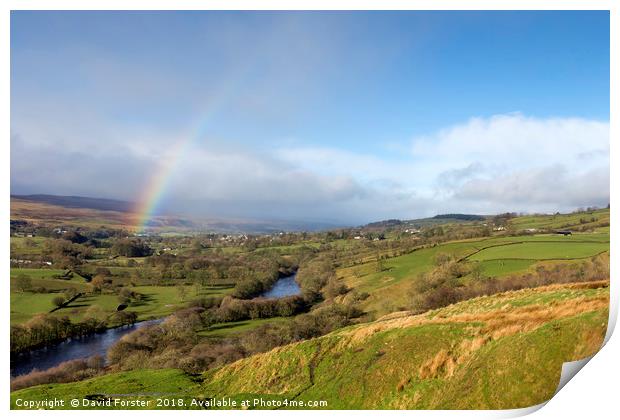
[11,11,610,223]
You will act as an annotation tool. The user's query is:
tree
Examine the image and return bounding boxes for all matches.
[177,285,187,301]
[62,231,88,244]
[85,305,106,321]
[15,274,32,292]
[376,258,385,273]
[90,274,110,293]
[95,267,112,276]
[63,287,78,301]
[191,239,203,253]
[111,238,153,257]
[52,296,66,307]
[118,287,133,305]
[470,263,484,283]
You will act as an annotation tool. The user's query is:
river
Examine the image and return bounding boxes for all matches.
[11,318,164,377]
[260,272,301,298]
[11,273,301,377]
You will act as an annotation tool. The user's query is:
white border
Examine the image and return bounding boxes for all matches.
[2,2,616,419]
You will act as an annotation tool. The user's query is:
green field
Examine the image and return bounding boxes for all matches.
[509,208,609,231]
[129,284,234,319]
[11,230,609,327]
[10,292,66,325]
[468,241,609,261]
[10,267,90,285]
[10,268,69,279]
[339,232,609,316]
[10,237,48,255]
[10,276,234,325]
[9,267,91,291]
[198,317,288,338]
[12,281,608,410]
[11,369,199,410]
[476,259,535,277]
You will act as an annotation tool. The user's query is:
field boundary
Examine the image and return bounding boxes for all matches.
[459,240,609,262]
[472,251,609,263]
[49,292,84,313]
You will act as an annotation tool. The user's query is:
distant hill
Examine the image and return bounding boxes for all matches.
[362,213,486,230]
[432,213,486,221]
[10,194,342,234]
[11,194,135,213]
[364,219,404,228]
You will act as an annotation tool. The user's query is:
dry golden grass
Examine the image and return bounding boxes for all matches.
[571,326,607,360]
[393,281,609,383]
[418,349,457,379]
[343,280,609,346]
[451,294,608,340]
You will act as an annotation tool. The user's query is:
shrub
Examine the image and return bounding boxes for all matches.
[109,311,138,326]
[104,301,361,374]
[15,274,32,292]
[52,296,65,307]
[11,356,106,391]
[112,238,153,257]
[410,253,610,313]
[63,287,78,301]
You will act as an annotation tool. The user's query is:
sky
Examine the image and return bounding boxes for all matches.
[10,11,610,225]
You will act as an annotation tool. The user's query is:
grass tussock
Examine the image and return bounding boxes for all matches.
[396,377,410,392]
[418,349,457,379]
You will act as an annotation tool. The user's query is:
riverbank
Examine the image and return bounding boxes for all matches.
[11,317,165,377]
[11,272,303,378]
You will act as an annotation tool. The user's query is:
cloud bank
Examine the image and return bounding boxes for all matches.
[11,113,609,224]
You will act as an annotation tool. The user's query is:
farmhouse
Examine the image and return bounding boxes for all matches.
[556,230,572,236]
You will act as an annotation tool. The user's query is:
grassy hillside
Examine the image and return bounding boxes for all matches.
[509,208,609,232]
[338,231,609,316]
[199,280,608,409]
[11,280,609,410]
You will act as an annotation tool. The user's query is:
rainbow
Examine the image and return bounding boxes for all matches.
[131,54,259,232]
[132,137,190,232]
[131,93,228,232]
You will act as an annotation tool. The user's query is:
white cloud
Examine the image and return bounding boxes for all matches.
[11,113,609,224]
[453,165,610,213]
[408,113,609,212]
[411,113,609,173]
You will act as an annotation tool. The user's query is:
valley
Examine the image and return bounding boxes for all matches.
[9,197,610,409]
